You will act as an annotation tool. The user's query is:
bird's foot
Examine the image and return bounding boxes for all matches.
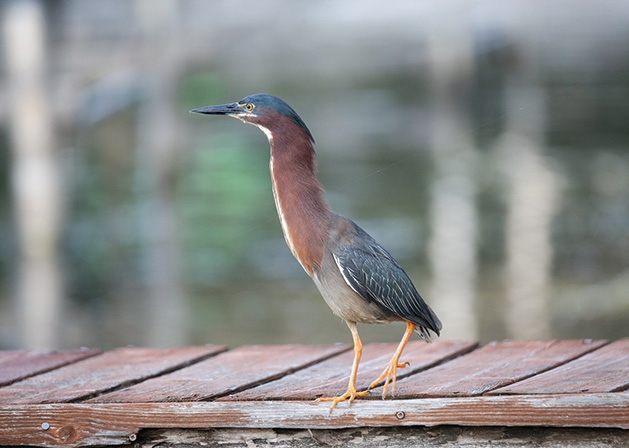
[318,386,369,412]
[368,360,409,399]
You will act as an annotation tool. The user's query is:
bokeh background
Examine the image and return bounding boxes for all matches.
[1,0,628,350]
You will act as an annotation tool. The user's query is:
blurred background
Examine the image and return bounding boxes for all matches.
[1,0,628,350]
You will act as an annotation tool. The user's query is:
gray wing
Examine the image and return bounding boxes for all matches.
[333,223,442,338]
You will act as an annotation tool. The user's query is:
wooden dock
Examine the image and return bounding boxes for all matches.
[0,339,628,447]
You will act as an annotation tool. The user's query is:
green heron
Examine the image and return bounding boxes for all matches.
[191,94,441,411]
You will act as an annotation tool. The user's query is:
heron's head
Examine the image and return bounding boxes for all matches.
[191,93,314,143]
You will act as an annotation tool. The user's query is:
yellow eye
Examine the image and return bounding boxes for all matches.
[245,103,254,111]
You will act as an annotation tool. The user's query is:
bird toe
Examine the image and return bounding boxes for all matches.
[318,387,369,412]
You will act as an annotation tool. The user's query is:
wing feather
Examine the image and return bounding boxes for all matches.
[333,225,442,338]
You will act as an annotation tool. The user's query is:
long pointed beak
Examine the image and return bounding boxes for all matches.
[190,102,240,115]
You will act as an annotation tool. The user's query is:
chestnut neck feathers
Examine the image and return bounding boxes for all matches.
[258,110,330,275]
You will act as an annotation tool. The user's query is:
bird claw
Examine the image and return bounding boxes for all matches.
[318,387,369,412]
[368,360,410,399]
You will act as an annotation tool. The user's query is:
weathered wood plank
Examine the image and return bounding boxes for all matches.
[89,344,350,403]
[388,339,608,397]
[224,341,478,401]
[1,394,627,447]
[0,349,101,387]
[139,426,629,448]
[490,338,629,394]
[0,345,225,404]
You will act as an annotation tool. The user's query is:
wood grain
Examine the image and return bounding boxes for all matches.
[138,426,629,448]
[1,341,626,447]
[1,394,627,447]
[389,339,608,397]
[225,340,478,401]
[0,345,225,404]
[89,344,350,402]
[490,338,629,394]
[0,349,101,387]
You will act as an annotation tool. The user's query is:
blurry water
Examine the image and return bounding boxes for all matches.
[1,0,629,349]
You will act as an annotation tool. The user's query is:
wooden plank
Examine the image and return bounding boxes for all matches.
[224,340,478,401]
[1,394,627,447]
[0,345,225,404]
[89,344,350,403]
[388,339,608,397]
[0,349,101,387]
[139,426,629,448]
[490,338,629,395]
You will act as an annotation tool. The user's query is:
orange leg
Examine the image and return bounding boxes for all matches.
[368,321,415,399]
[318,321,369,412]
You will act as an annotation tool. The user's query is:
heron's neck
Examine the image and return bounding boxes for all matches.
[267,129,330,275]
